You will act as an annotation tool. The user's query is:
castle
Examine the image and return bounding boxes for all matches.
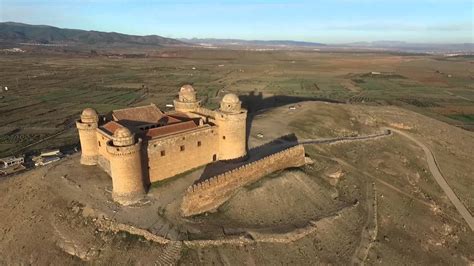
[76,85,247,205]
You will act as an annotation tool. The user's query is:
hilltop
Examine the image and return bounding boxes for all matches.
[0,101,473,264]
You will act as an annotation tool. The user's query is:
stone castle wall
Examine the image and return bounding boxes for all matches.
[181,145,306,217]
[96,131,113,175]
[147,126,219,182]
[94,126,221,183]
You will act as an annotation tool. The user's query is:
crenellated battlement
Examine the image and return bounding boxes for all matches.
[187,145,304,193]
[181,145,306,216]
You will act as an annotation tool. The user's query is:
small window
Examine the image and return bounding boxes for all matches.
[180,145,185,151]
[153,144,157,148]
[161,150,166,156]
[197,141,201,147]
[98,141,101,147]
[223,136,226,140]
[213,154,217,161]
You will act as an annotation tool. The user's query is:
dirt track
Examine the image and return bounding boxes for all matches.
[387,128,474,231]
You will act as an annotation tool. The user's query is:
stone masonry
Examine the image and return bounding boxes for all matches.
[180,145,306,216]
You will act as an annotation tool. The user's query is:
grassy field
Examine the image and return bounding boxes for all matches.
[0,49,473,157]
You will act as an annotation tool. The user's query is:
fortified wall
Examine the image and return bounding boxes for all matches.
[147,125,219,182]
[181,145,306,217]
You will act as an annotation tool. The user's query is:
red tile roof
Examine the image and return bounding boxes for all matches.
[146,120,198,138]
[112,104,164,124]
[100,105,200,139]
[101,121,124,135]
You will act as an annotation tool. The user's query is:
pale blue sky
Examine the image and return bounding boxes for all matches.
[0,0,472,43]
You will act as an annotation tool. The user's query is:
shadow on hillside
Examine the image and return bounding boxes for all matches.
[240,91,343,148]
[196,134,298,184]
[240,91,341,114]
[195,92,341,184]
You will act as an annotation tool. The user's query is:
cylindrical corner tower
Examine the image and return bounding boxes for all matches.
[174,84,200,113]
[215,93,247,160]
[76,108,99,165]
[106,128,145,205]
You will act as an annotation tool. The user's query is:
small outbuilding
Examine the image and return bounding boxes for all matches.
[0,156,24,169]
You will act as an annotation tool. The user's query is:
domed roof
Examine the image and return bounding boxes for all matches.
[222,93,240,104]
[180,84,195,93]
[82,108,98,117]
[114,127,132,138]
[80,108,99,123]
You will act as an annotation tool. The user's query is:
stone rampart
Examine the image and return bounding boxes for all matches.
[181,145,306,217]
[147,126,218,182]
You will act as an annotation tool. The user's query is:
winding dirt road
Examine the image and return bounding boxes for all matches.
[287,127,472,232]
[387,128,474,231]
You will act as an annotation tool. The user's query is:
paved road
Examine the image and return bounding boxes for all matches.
[387,128,474,231]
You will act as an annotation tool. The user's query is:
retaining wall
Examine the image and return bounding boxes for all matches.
[181,145,306,217]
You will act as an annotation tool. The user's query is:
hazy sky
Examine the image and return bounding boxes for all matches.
[0,0,472,43]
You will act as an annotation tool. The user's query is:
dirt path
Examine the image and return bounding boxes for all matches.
[298,129,391,145]
[304,127,473,230]
[351,182,378,265]
[387,128,474,231]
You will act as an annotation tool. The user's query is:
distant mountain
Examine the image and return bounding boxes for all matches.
[181,38,473,54]
[181,38,326,48]
[1,22,471,54]
[342,41,474,53]
[0,22,185,47]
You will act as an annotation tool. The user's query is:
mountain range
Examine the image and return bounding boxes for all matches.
[0,22,184,47]
[0,22,472,53]
[180,38,326,48]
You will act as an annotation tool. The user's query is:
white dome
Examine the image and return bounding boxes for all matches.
[180,84,195,93]
[112,127,135,147]
[222,93,240,104]
[81,108,98,117]
[114,127,132,138]
[80,108,99,123]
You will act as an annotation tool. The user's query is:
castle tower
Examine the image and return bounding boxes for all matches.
[173,84,200,113]
[215,93,248,160]
[76,108,99,165]
[106,128,145,205]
